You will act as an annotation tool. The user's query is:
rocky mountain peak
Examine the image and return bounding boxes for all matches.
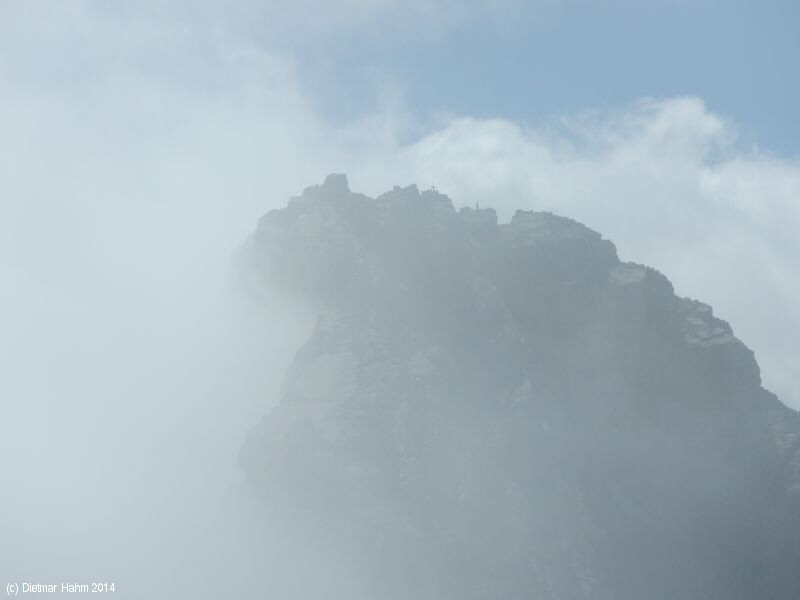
[237,175,800,600]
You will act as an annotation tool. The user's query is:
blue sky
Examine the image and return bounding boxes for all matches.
[292,0,800,156]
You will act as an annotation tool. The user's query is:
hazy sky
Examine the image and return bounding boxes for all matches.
[1,1,798,594]
[2,1,799,435]
[1,2,798,416]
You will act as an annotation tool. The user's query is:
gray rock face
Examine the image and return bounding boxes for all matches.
[238,175,800,599]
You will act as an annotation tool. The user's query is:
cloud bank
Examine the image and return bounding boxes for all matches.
[2,4,798,463]
[1,2,798,594]
[372,98,800,408]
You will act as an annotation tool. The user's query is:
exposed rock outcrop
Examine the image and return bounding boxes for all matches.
[238,175,800,600]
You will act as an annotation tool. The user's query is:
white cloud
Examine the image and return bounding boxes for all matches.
[2,5,797,422]
[0,0,517,56]
[2,0,798,588]
[2,4,798,416]
[369,98,800,408]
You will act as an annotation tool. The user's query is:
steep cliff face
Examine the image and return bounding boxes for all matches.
[238,174,800,600]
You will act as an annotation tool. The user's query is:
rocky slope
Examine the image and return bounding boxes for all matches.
[237,174,800,599]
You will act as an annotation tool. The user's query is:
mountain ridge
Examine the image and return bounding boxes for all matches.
[237,174,800,599]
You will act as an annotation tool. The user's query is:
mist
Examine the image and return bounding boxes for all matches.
[2,2,799,598]
[5,3,798,409]
[0,110,315,593]
[0,6,317,592]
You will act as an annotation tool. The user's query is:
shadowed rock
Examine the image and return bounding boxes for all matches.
[237,175,800,600]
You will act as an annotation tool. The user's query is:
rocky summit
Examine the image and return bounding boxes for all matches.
[237,174,800,599]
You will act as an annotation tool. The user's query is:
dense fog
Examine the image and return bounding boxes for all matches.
[2,2,799,599]
[1,183,314,595]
